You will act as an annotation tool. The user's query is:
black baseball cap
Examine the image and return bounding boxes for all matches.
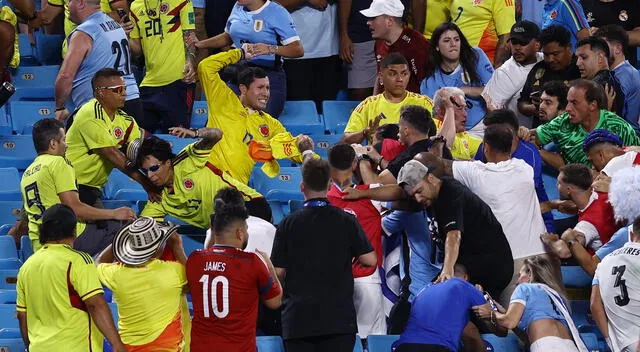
[510,20,540,44]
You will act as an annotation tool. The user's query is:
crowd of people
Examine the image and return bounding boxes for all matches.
[2,0,640,351]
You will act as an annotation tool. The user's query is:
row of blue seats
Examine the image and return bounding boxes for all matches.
[1,97,357,136]
[17,33,64,67]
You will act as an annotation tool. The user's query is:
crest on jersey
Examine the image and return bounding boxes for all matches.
[183,178,194,190]
[160,2,170,14]
[258,124,270,137]
[619,10,629,22]
[550,10,558,20]
[113,127,123,139]
[586,12,594,23]
[535,68,545,80]
[472,0,482,6]
[254,19,264,32]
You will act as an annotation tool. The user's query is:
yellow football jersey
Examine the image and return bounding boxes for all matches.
[450,0,515,62]
[344,92,434,134]
[66,98,142,189]
[20,154,86,251]
[129,0,195,87]
[199,49,289,184]
[0,6,19,67]
[140,142,262,228]
[17,244,104,351]
[424,0,451,39]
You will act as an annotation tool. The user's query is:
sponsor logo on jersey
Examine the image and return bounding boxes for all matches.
[160,2,170,14]
[254,19,264,32]
[113,127,123,139]
[183,178,194,190]
[619,10,629,22]
[258,124,270,137]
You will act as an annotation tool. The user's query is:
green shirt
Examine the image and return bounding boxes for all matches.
[537,110,640,165]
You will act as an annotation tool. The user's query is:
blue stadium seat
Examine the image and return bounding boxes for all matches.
[18,34,39,66]
[366,335,399,352]
[103,170,146,201]
[0,168,21,201]
[541,164,573,221]
[0,107,10,135]
[279,101,324,135]
[0,202,22,231]
[352,336,364,352]
[0,135,38,170]
[335,89,349,101]
[34,33,64,66]
[0,225,10,236]
[0,236,18,260]
[8,100,56,134]
[0,328,25,351]
[10,65,59,101]
[191,101,208,129]
[570,300,594,327]
[182,235,203,258]
[256,336,285,352]
[322,101,359,135]
[108,302,119,325]
[0,305,18,328]
[482,333,521,351]
[308,134,344,159]
[102,200,139,215]
[0,290,16,304]
[251,167,303,224]
[20,236,33,262]
[155,134,193,154]
[0,270,18,290]
[562,266,593,288]
[580,332,600,351]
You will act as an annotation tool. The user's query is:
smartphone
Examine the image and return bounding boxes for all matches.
[117,8,130,23]
[450,96,463,108]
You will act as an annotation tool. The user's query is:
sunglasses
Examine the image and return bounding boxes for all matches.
[97,85,126,95]
[141,163,162,175]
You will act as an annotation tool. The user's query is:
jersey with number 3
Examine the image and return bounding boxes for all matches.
[593,242,640,351]
[450,0,515,63]
[186,245,281,352]
[69,11,139,110]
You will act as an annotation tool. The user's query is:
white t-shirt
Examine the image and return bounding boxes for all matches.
[593,242,640,352]
[602,151,639,177]
[482,53,543,125]
[205,216,276,256]
[452,158,547,259]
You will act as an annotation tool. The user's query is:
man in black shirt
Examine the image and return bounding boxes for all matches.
[271,158,377,352]
[397,160,513,298]
[356,105,443,184]
[581,0,640,64]
[518,25,581,127]
[576,36,625,117]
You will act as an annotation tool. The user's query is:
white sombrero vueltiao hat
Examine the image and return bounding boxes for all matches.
[113,217,178,265]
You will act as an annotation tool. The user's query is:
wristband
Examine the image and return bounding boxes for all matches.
[191,128,199,138]
[55,106,66,112]
[302,149,314,158]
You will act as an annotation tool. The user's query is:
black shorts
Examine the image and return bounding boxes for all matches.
[396,343,453,352]
[138,80,195,133]
[283,55,341,109]
[284,333,356,352]
[123,97,144,126]
[73,220,127,257]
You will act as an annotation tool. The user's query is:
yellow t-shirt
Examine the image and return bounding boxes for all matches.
[0,6,19,68]
[344,92,434,134]
[424,0,451,39]
[97,259,186,345]
[45,0,113,56]
[66,98,142,189]
[199,49,289,184]
[20,154,86,251]
[140,142,262,228]
[433,119,482,159]
[129,0,195,87]
[450,0,515,62]
[17,244,104,352]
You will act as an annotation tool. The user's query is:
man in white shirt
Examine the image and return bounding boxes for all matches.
[591,216,640,352]
[483,20,543,128]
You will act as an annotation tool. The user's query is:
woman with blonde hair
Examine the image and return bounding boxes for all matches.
[473,256,587,352]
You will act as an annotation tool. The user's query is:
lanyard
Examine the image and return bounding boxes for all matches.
[304,199,329,208]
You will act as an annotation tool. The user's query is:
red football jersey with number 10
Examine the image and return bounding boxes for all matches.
[186,245,281,351]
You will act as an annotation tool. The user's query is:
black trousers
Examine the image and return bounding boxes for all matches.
[284,333,355,352]
[283,55,341,111]
[395,343,453,352]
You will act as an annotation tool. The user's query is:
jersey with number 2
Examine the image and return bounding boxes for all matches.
[186,245,281,352]
[594,242,640,351]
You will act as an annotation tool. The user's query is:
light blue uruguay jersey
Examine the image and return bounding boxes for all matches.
[70,11,139,110]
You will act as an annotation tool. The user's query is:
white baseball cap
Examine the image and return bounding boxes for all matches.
[360,0,404,18]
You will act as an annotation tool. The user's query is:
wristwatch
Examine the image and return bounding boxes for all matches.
[357,154,373,166]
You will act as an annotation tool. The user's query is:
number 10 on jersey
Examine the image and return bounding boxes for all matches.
[199,274,229,318]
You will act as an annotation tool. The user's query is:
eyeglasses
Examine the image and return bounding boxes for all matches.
[141,163,162,175]
[97,85,126,95]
